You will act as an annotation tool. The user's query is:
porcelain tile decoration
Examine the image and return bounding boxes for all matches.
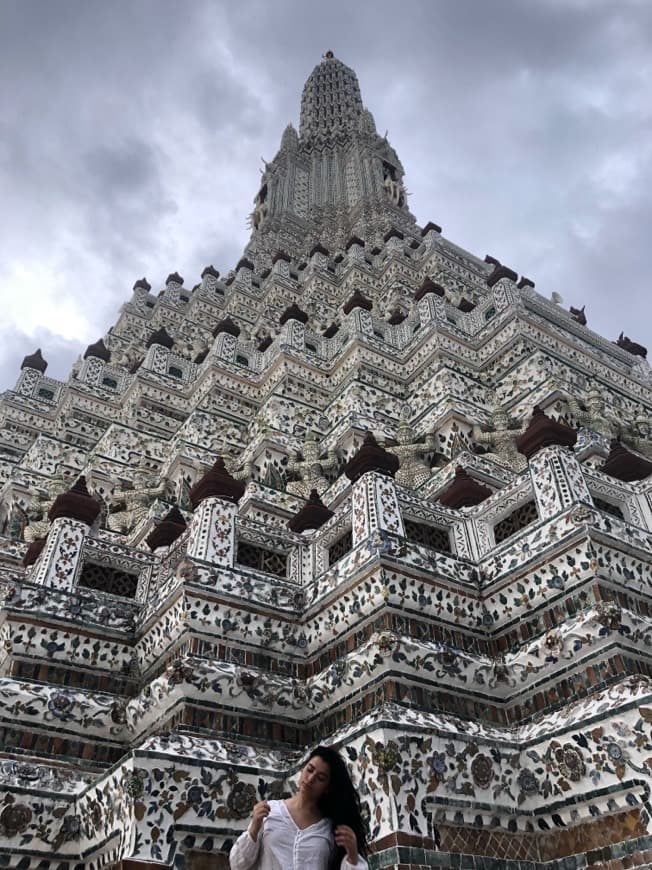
[0,53,651,869]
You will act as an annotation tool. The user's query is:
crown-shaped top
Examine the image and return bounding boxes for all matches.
[299,52,365,143]
[602,440,652,482]
[516,406,577,460]
[438,467,492,509]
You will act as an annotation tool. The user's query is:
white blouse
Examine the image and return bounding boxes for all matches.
[229,800,368,870]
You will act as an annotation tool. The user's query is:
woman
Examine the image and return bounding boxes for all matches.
[229,746,368,870]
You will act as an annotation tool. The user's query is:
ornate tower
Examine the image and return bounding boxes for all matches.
[246,51,415,261]
[0,54,651,870]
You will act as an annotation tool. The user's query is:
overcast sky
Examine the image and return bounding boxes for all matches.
[1,0,651,390]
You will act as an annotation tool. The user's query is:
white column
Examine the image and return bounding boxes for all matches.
[186,497,237,566]
[31,517,88,590]
[528,444,594,521]
[351,471,405,546]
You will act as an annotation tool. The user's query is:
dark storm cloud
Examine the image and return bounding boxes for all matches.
[1,0,651,388]
[0,0,269,384]
[190,70,266,138]
[83,140,159,197]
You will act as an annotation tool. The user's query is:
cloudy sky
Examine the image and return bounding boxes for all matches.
[1,0,651,390]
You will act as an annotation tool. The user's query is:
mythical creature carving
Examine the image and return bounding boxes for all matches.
[110,344,140,370]
[23,471,73,542]
[178,335,210,362]
[107,467,171,535]
[616,332,647,358]
[250,174,269,231]
[566,389,620,440]
[224,457,255,484]
[384,408,437,488]
[620,414,652,456]
[473,400,527,472]
[23,500,51,543]
[383,175,406,208]
[286,431,338,498]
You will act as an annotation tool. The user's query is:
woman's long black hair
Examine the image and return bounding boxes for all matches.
[309,745,368,870]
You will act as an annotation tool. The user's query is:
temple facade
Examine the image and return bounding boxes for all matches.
[0,53,651,869]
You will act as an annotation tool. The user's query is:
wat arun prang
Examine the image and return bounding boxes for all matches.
[0,52,651,870]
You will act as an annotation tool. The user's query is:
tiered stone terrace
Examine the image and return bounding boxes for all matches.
[0,53,650,870]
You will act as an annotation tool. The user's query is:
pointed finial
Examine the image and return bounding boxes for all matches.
[288,489,334,533]
[344,432,400,483]
[145,505,187,551]
[84,338,111,362]
[438,467,492,509]
[516,407,577,460]
[21,349,48,373]
[48,476,101,525]
[189,457,246,509]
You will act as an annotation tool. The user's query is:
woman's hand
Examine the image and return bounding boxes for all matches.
[334,825,359,864]
[248,800,270,841]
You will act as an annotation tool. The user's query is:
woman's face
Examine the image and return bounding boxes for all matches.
[299,755,331,800]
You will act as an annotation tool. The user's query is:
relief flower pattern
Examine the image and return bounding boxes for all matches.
[0,804,32,837]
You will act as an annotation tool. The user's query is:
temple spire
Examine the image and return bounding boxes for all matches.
[245,52,417,264]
